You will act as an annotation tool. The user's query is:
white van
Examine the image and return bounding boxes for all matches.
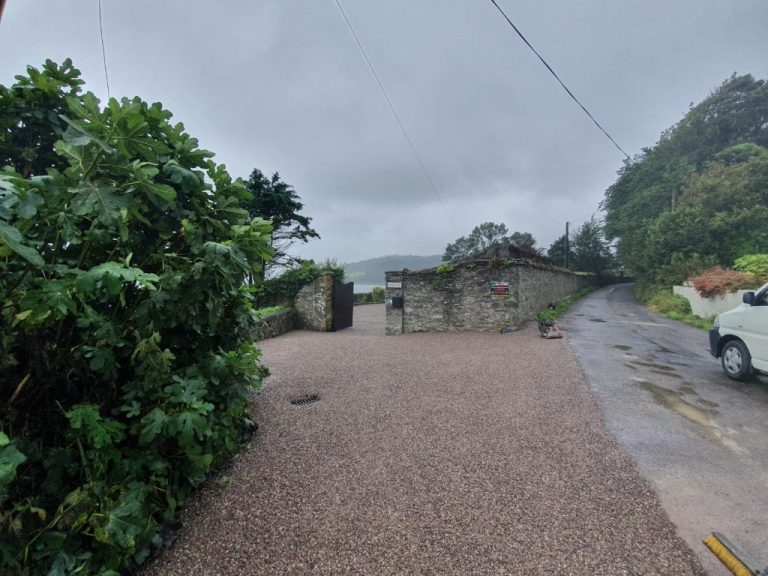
[709,281,768,380]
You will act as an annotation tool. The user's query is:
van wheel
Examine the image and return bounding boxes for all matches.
[721,340,753,381]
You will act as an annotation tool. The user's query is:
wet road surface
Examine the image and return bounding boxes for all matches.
[563,284,768,575]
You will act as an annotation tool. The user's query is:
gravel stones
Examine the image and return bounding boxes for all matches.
[142,305,706,576]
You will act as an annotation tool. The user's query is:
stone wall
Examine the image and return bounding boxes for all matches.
[385,271,404,336]
[294,272,334,331]
[252,308,296,341]
[385,260,592,335]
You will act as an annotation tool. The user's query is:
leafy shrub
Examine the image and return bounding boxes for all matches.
[256,259,343,307]
[691,266,757,297]
[371,286,385,303]
[0,61,272,575]
[649,252,716,287]
[354,287,386,305]
[354,292,373,305]
[734,254,768,278]
[646,291,693,316]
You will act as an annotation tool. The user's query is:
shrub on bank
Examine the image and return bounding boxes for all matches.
[354,287,385,305]
[691,266,757,297]
[733,254,768,278]
[256,260,344,308]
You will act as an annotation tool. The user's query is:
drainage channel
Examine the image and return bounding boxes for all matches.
[291,394,320,406]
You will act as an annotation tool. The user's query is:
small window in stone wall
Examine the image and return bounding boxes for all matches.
[489,281,510,298]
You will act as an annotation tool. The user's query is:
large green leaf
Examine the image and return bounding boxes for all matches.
[75,262,159,296]
[0,220,44,266]
[70,182,128,223]
[139,408,167,445]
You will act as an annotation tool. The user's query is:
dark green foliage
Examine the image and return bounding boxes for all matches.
[242,169,319,277]
[0,61,273,575]
[353,287,385,305]
[255,259,343,308]
[507,231,537,252]
[570,217,613,274]
[546,234,573,268]
[642,145,768,280]
[604,74,768,282]
[442,222,538,262]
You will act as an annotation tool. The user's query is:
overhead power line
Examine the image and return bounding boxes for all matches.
[488,0,630,160]
[98,0,111,99]
[333,0,460,236]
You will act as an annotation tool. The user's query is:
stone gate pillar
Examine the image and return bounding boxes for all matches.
[385,271,404,335]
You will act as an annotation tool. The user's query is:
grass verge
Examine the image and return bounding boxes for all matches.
[536,287,594,322]
[644,288,715,331]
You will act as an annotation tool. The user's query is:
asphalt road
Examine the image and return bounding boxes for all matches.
[563,284,768,575]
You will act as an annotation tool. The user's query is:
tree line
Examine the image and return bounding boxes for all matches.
[603,74,768,289]
[442,220,613,275]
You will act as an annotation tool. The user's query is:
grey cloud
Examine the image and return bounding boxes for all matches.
[2,0,767,263]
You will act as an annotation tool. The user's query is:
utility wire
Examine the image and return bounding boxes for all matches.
[488,0,630,160]
[333,0,460,236]
[98,0,111,99]
[569,211,596,225]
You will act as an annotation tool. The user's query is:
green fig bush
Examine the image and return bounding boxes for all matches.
[0,60,272,574]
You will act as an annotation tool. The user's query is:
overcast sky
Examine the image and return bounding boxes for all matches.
[2,1,767,263]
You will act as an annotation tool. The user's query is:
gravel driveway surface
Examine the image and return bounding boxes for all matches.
[143,304,705,575]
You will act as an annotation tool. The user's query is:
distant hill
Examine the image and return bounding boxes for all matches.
[344,254,442,284]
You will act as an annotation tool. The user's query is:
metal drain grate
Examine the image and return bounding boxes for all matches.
[291,394,320,406]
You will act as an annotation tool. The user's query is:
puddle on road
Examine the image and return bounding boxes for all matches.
[630,380,746,454]
[679,386,719,410]
[655,344,677,355]
[651,368,682,379]
[631,360,677,372]
[613,344,632,351]
[632,379,714,427]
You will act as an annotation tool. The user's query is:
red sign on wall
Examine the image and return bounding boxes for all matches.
[490,281,510,297]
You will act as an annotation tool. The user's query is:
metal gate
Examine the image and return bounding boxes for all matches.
[332,281,354,331]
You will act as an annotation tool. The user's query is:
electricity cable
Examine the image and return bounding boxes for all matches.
[98,0,111,99]
[488,0,630,160]
[569,211,596,225]
[333,0,460,236]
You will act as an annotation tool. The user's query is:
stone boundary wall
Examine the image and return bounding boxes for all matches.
[252,309,296,341]
[385,260,592,335]
[294,272,334,331]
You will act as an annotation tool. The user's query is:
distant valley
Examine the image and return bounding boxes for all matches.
[344,254,442,284]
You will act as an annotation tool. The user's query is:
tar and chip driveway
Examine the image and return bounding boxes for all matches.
[565,284,768,576]
[145,302,706,575]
